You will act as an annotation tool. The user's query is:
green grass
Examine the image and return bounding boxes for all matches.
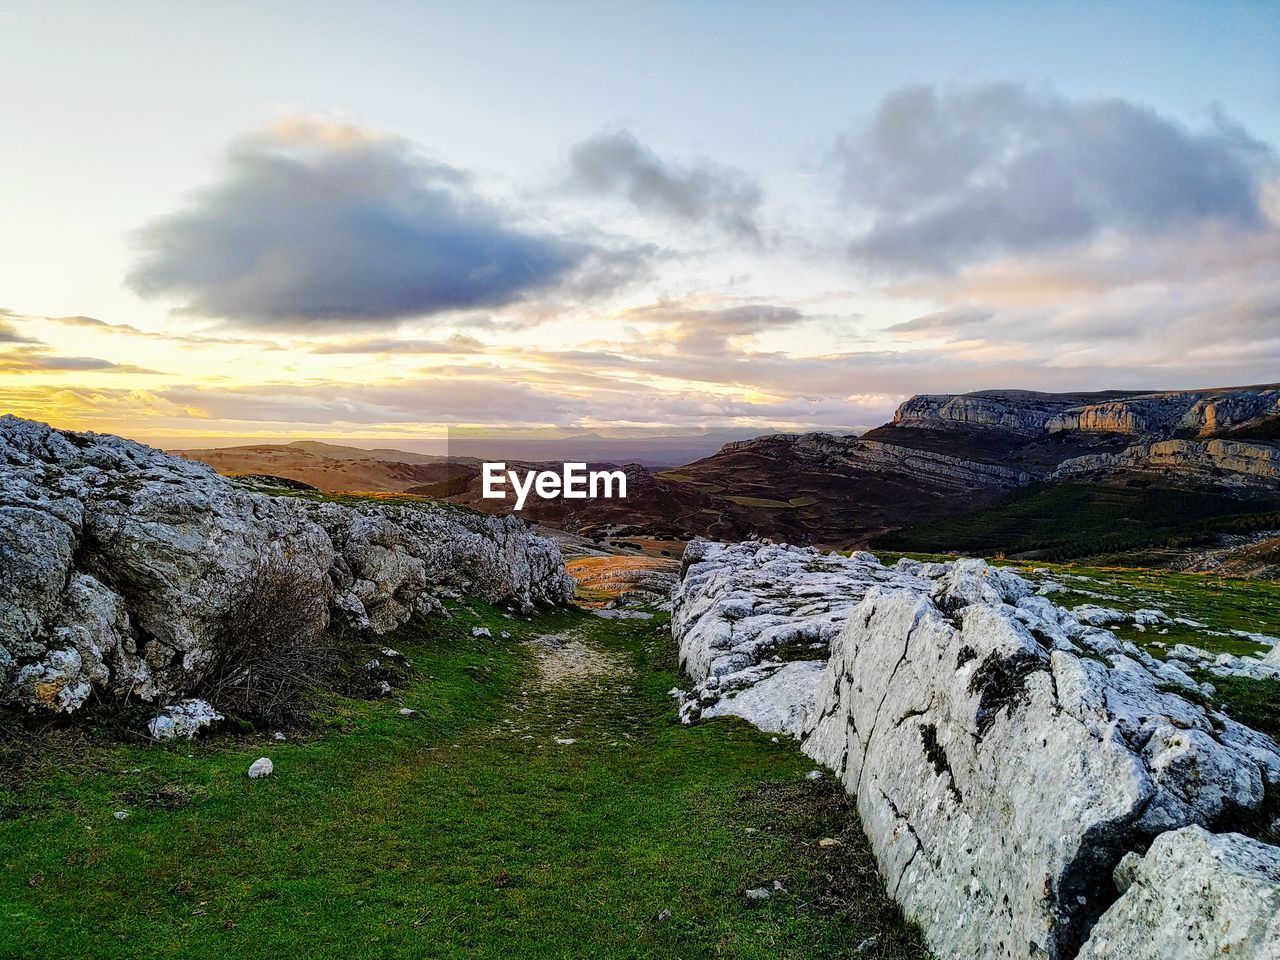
[0,603,926,960]
[873,482,1280,561]
[1193,674,1280,741]
[722,496,799,509]
[1020,562,1280,659]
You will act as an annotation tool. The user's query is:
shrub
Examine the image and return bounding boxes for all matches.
[197,556,332,726]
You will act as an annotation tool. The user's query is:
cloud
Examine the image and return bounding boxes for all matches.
[839,82,1277,272]
[621,300,807,355]
[568,130,763,242]
[0,345,161,375]
[128,118,608,327]
[309,334,484,355]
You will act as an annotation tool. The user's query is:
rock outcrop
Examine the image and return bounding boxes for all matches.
[1075,827,1280,960]
[314,501,573,633]
[1050,438,1280,486]
[893,391,1090,435]
[670,540,936,732]
[671,541,1280,960]
[0,416,573,715]
[895,385,1280,440]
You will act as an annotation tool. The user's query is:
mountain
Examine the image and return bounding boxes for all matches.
[177,383,1280,559]
[174,442,476,492]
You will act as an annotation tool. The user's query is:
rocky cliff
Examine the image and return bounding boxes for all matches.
[889,384,1280,492]
[672,540,1280,960]
[894,385,1280,439]
[0,415,573,715]
[1051,438,1280,486]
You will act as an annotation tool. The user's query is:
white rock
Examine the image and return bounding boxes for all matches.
[147,699,224,741]
[0,415,574,714]
[472,627,492,638]
[247,757,273,778]
[673,542,1280,960]
[1076,827,1280,959]
[744,887,771,901]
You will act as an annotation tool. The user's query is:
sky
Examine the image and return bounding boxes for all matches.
[2,0,1279,446]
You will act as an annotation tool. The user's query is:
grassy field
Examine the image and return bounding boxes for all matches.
[0,602,926,960]
[873,481,1280,561]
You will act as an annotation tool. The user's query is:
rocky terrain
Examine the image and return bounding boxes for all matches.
[175,383,1280,556]
[0,415,573,716]
[671,539,1280,960]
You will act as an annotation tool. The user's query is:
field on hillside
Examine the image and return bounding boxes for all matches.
[0,602,926,960]
[874,481,1280,562]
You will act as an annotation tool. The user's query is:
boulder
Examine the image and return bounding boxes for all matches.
[312,499,575,632]
[0,415,574,714]
[802,560,1280,959]
[670,540,934,730]
[0,415,332,713]
[670,542,1280,960]
[1076,827,1280,959]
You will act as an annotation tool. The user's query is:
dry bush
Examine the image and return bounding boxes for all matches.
[197,556,332,726]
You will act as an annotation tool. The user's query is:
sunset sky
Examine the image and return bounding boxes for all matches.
[2,1,1279,446]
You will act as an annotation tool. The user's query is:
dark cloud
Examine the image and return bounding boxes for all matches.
[568,130,763,242]
[839,82,1276,272]
[128,120,607,327]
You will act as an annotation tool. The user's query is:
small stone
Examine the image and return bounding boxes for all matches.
[805,769,824,781]
[744,887,771,901]
[398,708,417,716]
[247,757,273,778]
[113,810,129,820]
[472,627,492,638]
[656,908,672,922]
[272,732,286,741]
[377,680,392,696]
[554,737,577,745]
[818,838,843,848]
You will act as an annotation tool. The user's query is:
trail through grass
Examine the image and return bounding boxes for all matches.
[0,604,926,960]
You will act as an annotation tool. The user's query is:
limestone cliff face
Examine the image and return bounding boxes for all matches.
[893,391,1080,435]
[1046,388,1280,436]
[0,415,574,714]
[1051,438,1280,485]
[896,385,1280,439]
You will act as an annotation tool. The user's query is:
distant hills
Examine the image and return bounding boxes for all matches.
[177,383,1280,561]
